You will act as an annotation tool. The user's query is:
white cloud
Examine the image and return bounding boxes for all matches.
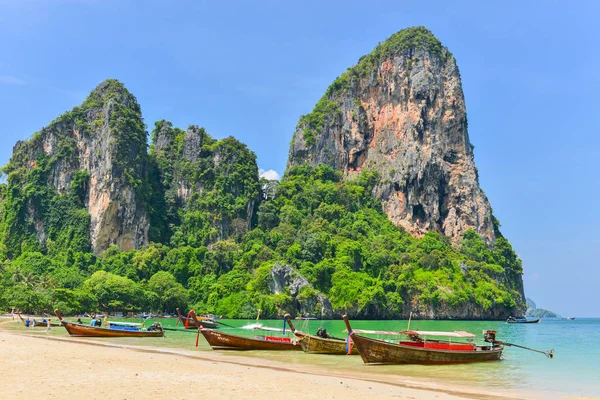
[259,168,281,181]
[0,75,25,85]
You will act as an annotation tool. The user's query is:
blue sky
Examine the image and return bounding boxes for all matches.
[1,0,598,316]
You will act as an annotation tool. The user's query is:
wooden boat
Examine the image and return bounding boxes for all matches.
[17,312,61,327]
[506,316,541,324]
[55,310,164,338]
[284,314,356,355]
[177,308,219,329]
[343,315,503,364]
[200,329,302,351]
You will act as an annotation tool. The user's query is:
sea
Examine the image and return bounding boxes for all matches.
[4,316,599,399]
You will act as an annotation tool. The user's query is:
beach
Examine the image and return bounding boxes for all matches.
[2,316,599,400]
[0,326,501,400]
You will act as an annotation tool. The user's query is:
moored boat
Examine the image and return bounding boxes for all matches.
[343,315,503,364]
[55,310,164,338]
[177,308,219,329]
[17,312,61,328]
[198,317,301,351]
[506,316,541,324]
[284,314,356,355]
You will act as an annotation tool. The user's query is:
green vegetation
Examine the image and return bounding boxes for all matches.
[149,121,260,246]
[527,308,557,318]
[1,160,523,316]
[0,76,524,318]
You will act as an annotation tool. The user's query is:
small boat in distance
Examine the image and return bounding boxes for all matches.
[284,314,357,355]
[55,310,164,338]
[177,308,219,329]
[343,315,504,364]
[562,317,576,320]
[506,316,541,324]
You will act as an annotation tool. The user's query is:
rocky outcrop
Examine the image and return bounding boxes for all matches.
[2,79,149,255]
[288,27,496,243]
[268,263,309,296]
[268,264,334,318]
[402,301,515,320]
[525,298,557,318]
[151,121,261,245]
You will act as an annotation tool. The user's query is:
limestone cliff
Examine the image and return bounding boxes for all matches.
[288,27,496,243]
[1,79,149,256]
[150,121,260,246]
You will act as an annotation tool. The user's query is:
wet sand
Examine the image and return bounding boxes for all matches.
[0,318,520,400]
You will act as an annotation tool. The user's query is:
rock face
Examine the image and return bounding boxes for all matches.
[0,81,261,257]
[268,264,334,319]
[2,80,149,255]
[150,120,261,245]
[288,27,496,243]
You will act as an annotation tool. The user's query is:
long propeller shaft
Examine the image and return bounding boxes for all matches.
[498,341,554,358]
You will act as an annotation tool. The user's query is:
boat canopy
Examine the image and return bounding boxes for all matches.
[400,330,476,338]
[108,321,142,327]
[351,329,401,335]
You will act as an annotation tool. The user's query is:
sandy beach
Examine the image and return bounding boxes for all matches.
[0,321,517,400]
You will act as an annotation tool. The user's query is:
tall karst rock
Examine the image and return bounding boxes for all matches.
[0,79,149,256]
[149,121,261,246]
[288,27,496,243]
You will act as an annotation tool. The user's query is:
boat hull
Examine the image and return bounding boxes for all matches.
[61,321,164,338]
[18,314,61,328]
[507,318,541,324]
[177,308,219,329]
[183,318,218,329]
[201,329,301,351]
[350,333,503,364]
[294,331,357,355]
[32,320,61,327]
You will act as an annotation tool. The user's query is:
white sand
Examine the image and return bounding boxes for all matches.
[0,320,517,400]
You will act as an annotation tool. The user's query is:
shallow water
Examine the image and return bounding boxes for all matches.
[5,317,599,399]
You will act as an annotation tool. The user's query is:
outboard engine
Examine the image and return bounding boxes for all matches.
[148,322,162,332]
[483,330,497,343]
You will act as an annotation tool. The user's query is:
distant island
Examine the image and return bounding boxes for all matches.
[0,27,526,320]
[525,298,557,318]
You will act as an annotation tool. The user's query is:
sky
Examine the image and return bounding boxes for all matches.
[1,0,599,317]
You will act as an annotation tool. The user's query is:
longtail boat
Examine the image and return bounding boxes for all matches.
[177,308,219,329]
[198,315,301,351]
[55,310,164,338]
[199,329,302,351]
[284,314,356,355]
[17,312,61,328]
[343,315,503,364]
[506,316,541,324]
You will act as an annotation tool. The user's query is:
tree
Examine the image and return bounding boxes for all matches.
[83,271,144,312]
[147,271,188,313]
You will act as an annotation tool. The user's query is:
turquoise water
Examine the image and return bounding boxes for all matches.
[5,317,599,399]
